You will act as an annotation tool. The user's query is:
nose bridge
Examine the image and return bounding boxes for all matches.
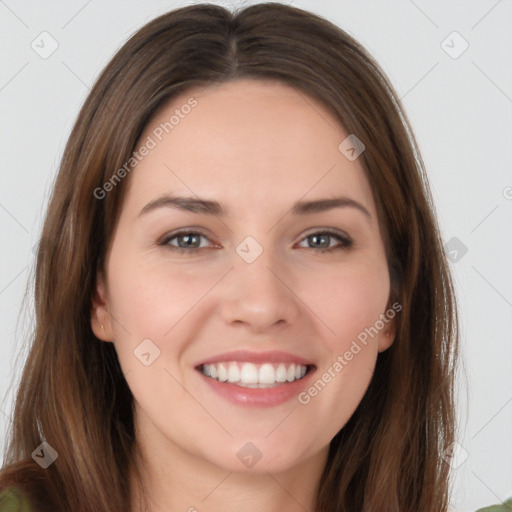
[234,234,284,297]
[220,234,300,330]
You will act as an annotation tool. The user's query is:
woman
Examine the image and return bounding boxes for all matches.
[0,3,508,511]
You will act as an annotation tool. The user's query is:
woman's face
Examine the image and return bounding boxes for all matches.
[92,78,395,474]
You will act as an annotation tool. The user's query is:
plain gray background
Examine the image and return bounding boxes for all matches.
[1,1,511,510]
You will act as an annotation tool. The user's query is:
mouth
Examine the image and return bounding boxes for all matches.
[193,350,317,407]
[196,361,315,388]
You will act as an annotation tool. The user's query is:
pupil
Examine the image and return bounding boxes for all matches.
[311,234,329,248]
[180,234,198,248]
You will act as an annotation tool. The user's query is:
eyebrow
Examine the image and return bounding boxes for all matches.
[138,194,371,220]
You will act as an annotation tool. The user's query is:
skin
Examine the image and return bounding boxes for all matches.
[91,78,396,512]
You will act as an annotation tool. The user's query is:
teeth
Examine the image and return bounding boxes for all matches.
[200,361,309,387]
[259,363,275,384]
[240,362,259,384]
[227,362,240,383]
[275,364,287,382]
[217,363,228,382]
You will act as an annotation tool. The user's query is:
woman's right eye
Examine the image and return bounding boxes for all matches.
[159,231,213,253]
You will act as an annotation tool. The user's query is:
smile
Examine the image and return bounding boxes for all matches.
[199,361,310,388]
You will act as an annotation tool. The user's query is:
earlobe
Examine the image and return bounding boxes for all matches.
[378,320,396,353]
[91,271,113,342]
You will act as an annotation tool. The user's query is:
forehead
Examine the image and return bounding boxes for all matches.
[124,78,376,218]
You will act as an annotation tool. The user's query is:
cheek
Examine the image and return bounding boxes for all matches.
[105,259,218,404]
[302,258,390,349]
[105,254,228,387]
[296,259,389,429]
[108,256,216,335]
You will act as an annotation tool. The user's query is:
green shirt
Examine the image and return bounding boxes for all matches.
[0,486,511,511]
[0,487,33,511]
[475,497,512,511]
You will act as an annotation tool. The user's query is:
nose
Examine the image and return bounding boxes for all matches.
[219,246,301,334]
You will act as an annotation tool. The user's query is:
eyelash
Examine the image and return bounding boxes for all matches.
[158,229,353,254]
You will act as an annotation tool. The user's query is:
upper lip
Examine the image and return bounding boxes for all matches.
[194,350,315,368]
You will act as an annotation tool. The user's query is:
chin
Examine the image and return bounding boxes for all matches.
[203,437,314,475]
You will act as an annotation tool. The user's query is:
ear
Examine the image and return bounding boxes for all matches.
[379,274,400,353]
[377,317,396,353]
[91,271,114,342]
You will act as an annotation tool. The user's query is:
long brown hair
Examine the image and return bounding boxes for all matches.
[0,3,459,511]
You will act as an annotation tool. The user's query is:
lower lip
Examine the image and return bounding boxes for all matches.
[196,367,316,407]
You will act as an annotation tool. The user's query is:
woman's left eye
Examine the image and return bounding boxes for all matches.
[296,231,353,253]
[158,229,353,254]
